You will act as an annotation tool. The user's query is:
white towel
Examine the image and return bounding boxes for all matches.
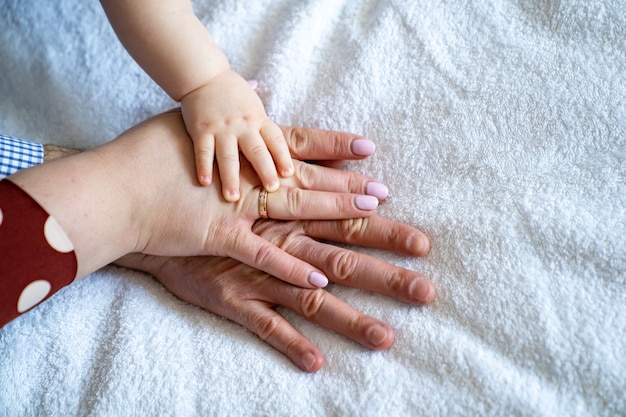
[1,0,625,415]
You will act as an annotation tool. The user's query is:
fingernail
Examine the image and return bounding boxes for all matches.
[366,182,389,200]
[366,324,388,346]
[410,279,435,304]
[408,234,429,255]
[282,166,294,177]
[225,189,240,201]
[247,79,258,90]
[309,271,328,288]
[351,139,375,156]
[355,195,379,210]
[266,181,279,192]
[199,175,212,185]
[301,352,317,372]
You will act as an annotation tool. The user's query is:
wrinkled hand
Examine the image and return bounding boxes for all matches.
[117,122,434,372]
[118,214,433,372]
[181,70,293,200]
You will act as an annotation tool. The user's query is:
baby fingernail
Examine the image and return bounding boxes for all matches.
[266,181,279,192]
[247,79,258,90]
[351,139,376,156]
[355,195,379,210]
[225,189,240,201]
[366,324,388,346]
[366,182,389,199]
[309,271,328,288]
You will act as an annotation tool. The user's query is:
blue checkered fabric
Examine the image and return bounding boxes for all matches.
[0,134,44,179]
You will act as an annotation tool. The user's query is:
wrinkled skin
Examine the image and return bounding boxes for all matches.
[117,119,434,372]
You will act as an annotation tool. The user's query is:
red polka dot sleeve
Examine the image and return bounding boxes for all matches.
[0,179,77,327]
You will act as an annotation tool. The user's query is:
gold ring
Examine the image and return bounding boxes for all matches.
[258,188,269,219]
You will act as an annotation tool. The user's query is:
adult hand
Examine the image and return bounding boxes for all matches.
[10,110,381,288]
[118,214,433,372]
[116,123,434,372]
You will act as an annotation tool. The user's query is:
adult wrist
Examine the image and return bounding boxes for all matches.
[43,144,80,162]
[9,144,140,279]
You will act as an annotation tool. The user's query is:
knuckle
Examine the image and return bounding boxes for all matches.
[246,143,269,158]
[252,243,278,267]
[286,187,306,217]
[296,288,326,319]
[340,217,370,243]
[194,120,218,134]
[284,338,303,359]
[328,249,359,281]
[195,152,214,169]
[279,227,308,253]
[253,220,304,249]
[218,152,240,165]
[195,147,214,158]
[382,226,403,246]
[383,270,404,293]
[348,174,365,194]
[288,128,310,158]
[338,195,354,213]
[331,135,346,155]
[213,278,241,309]
[265,129,285,146]
[205,264,253,309]
[215,153,239,172]
[254,314,282,342]
[295,163,315,189]
[346,315,362,334]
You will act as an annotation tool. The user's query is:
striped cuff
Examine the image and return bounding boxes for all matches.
[0,134,44,179]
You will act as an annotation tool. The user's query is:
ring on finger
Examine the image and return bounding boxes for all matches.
[258,188,269,219]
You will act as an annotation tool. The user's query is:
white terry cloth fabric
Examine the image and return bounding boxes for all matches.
[1,0,625,415]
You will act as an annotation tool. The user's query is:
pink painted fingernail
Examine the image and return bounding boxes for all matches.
[309,271,328,288]
[351,139,375,156]
[366,182,389,199]
[247,79,259,90]
[355,195,379,210]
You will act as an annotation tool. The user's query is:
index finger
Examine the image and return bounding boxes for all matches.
[279,126,375,162]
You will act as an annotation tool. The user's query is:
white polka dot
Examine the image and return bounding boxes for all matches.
[17,280,52,313]
[0,207,3,226]
[44,216,74,253]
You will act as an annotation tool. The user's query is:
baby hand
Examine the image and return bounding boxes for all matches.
[180,70,294,201]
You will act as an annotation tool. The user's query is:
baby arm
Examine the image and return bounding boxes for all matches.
[100,0,293,200]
